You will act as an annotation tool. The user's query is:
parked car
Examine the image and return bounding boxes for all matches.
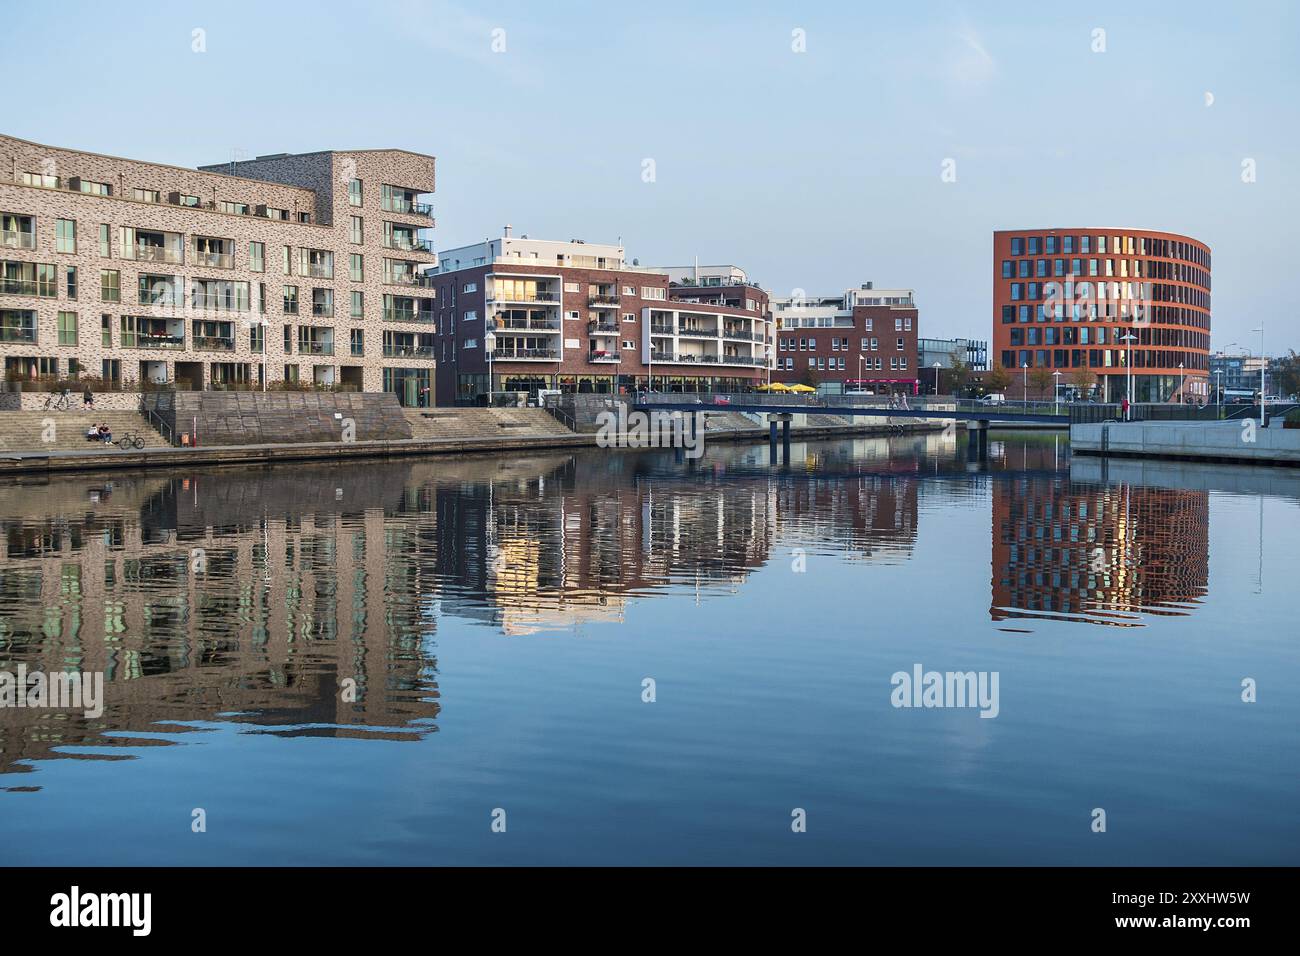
[979,393,1007,406]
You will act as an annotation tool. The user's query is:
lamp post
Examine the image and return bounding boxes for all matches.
[1252,324,1265,427]
[1021,361,1028,406]
[1214,368,1222,408]
[1052,370,1061,415]
[858,354,865,394]
[1177,361,1185,405]
[483,330,496,406]
[1119,332,1137,419]
[932,361,942,397]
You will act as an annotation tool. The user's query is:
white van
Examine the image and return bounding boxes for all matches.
[979,393,1007,406]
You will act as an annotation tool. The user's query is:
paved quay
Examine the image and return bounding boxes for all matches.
[1071,419,1300,466]
[0,419,940,477]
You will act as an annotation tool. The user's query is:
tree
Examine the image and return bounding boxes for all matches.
[1029,367,1054,400]
[799,364,819,388]
[1272,349,1300,399]
[946,349,970,395]
[1070,365,1098,397]
[984,364,1012,392]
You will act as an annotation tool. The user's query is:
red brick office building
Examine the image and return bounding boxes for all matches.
[992,228,1211,403]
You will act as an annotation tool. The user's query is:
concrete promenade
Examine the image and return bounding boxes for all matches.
[1071,420,1300,466]
[0,417,940,477]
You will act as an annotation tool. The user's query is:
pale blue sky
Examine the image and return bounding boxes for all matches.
[2,0,1295,347]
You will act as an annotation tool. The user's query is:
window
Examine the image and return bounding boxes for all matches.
[78,179,111,196]
[641,287,666,300]
[284,325,293,353]
[351,291,363,318]
[57,311,78,345]
[623,312,635,323]
[348,179,363,207]
[283,285,299,314]
[264,207,289,221]
[249,241,265,273]
[622,286,635,296]
[282,245,292,275]
[1010,237,1024,255]
[464,338,477,349]
[350,216,363,244]
[98,224,110,257]
[100,269,120,303]
[101,313,112,347]
[350,254,364,282]
[56,219,76,253]
[896,337,905,350]
[133,188,161,203]
[864,318,873,331]
[219,201,251,215]
[351,329,364,356]
[65,266,77,300]
[1027,237,1041,255]
[250,322,265,354]
[462,310,477,322]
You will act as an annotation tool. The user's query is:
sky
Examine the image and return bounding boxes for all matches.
[2,0,1296,349]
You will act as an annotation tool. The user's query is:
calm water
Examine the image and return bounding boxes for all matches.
[1,433,1297,865]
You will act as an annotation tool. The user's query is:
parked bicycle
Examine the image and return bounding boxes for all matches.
[43,391,73,411]
[115,431,146,450]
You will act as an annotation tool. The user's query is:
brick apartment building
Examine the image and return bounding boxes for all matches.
[0,133,437,401]
[429,234,770,404]
[769,285,920,394]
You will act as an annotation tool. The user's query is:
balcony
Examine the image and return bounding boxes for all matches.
[677,327,718,339]
[0,321,36,343]
[493,347,558,361]
[588,350,621,363]
[722,327,760,342]
[588,294,620,307]
[192,249,234,269]
[311,302,335,318]
[305,262,333,279]
[587,319,619,334]
[132,332,185,350]
[648,351,677,362]
[193,335,236,352]
[299,341,335,356]
[0,276,56,297]
[383,344,435,358]
[384,270,437,288]
[495,316,560,331]
[1,229,35,250]
[383,198,433,217]
[385,233,434,254]
[489,290,559,304]
[383,307,434,323]
[133,243,183,265]
[650,324,675,335]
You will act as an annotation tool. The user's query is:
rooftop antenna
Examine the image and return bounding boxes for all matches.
[228,147,250,175]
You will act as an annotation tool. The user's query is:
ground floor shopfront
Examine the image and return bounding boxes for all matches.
[451,369,767,404]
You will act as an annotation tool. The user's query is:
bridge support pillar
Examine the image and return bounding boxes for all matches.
[967,419,989,463]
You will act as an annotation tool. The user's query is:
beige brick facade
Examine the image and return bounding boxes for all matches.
[0,134,436,399]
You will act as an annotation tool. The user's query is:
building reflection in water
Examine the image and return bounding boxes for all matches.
[0,443,926,776]
[989,444,1209,626]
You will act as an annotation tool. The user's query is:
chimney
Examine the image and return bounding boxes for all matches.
[503,224,512,238]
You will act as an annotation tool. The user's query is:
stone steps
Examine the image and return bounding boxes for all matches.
[403,408,574,440]
[0,410,170,452]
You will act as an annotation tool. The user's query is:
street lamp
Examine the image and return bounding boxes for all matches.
[1177,361,1185,405]
[1252,324,1265,427]
[483,330,496,406]
[1052,370,1061,415]
[1021,361,1028,406]
[857,354,865,394]
[932,361,942,397]
[1214,368,1222,408]
[1119,333,1137,419]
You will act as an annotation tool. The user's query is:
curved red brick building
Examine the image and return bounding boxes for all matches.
[992,229,1210,403]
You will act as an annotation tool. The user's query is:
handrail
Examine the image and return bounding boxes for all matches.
[139,397,177,445]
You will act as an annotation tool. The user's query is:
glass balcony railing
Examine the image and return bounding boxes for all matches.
[311,302,334,317]
[131,333,186,350]
[383,307,434,322]
[193,335,236,351]
[492,347,558,360]
[305,263,333,279]
[0,277,56,297]
[192,249,234,269]
[384,271,437,287]
[383,198,433,217]
[0,325,37,343]
[385,235,433,253]
[383,344,435,358]
[133,244,183,264]
[1,230,36,250]
[299,341,335,355]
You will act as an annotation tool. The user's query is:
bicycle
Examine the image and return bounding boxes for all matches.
[115,431,146,450]
[43,392,73,411]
